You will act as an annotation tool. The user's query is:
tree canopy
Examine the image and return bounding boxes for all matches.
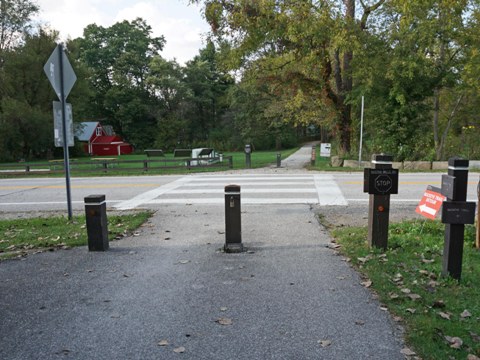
[0,1,480,161]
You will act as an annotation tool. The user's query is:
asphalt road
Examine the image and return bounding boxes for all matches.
[0,171,478,216]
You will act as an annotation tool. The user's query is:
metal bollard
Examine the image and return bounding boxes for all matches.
[84,194,109,251]
[276,153,281,168]
[245,144,252,169]
[224,185,243,253]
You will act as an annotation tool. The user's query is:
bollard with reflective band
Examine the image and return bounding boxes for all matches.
[84,194,109,251]
[441,158,474,280]
[276,153,281,168]
[364,154,398,250]
[245,145,251,169]
[224,185,242,253]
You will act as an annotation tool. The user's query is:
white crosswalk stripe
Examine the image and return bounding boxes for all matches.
[114,174,347,209]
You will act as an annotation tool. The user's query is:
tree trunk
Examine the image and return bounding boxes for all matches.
[338,0,355,154]
[433,87,441,160]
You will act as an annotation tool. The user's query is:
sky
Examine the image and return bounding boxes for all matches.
[33,0,211,65]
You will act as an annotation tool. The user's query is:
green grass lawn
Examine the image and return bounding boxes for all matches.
[0,148,300,177]
[0,211,152,259]
[330,219,480,359]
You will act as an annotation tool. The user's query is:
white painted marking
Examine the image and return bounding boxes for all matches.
[167,188,317,194]
[185,181,314,187]
[147,198,319,205]
[190,176,312,181]
[314,175,348,205]
[114,176,191,210]
[0,200,122,206]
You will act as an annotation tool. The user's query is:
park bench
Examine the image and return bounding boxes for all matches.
[173,149,192,158]
[144,149,164,157]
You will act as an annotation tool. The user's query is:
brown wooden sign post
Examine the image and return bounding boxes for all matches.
[363,154,399,250]
[477,177,480,249]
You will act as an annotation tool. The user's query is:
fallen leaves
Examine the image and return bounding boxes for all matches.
[158,340,169,346]
[318,339,332,348]
[173,347,186,353]
[400,347,416,356]
[407,293,421,301]
[444,336,463,349]
[438,312,451,320]
[361,280,372,288]
[215,317,233,326]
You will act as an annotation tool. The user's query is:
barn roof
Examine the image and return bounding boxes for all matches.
[74,122,99,141]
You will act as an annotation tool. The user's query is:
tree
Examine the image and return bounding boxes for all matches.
[146,57,192,149]
[75,18,165,148]
[0,28,58,160]
[182,41,234,147]
[192,0,385,154]
[0,0,39,67]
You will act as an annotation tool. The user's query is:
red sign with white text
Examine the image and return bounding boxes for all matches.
[415,189,446,220]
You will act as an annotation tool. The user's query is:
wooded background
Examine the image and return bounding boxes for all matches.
[1,0,479,162]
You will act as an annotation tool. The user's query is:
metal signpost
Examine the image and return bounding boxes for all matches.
[44,44,77,219]
[363,154,399,250]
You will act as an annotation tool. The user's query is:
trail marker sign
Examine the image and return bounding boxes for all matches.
[415,186,446,220]
[363,168,399,195]
[320,143,331,157]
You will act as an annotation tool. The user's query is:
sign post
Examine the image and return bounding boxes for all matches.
[363,154,399,250]
[44,44,77,220]
[477,177,480,249]
[441,158,476,280]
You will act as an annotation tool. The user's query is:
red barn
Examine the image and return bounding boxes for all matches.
[75,122,133,156]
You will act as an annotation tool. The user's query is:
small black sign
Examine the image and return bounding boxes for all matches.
[441,201,476,224]
[441,175,456,199]
[364,168,399,195]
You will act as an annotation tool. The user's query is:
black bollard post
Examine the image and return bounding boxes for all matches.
[311,145,316,166]
[276,153,281,168]
[84,194,109,251]
[245,145,251,169]
[364,154,399,250]
[224,185,243,253]
[441,158,476,280]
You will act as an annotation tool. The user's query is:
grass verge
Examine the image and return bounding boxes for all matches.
[0,148,300,177]
[0,211,152,260]
[330,219,480,359]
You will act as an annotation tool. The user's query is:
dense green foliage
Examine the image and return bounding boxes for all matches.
[0,0,479,161]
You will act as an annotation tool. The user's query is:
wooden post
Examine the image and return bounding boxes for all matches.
[367,154,394,250]
[442,158,469,280]
[477,177,480,249]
